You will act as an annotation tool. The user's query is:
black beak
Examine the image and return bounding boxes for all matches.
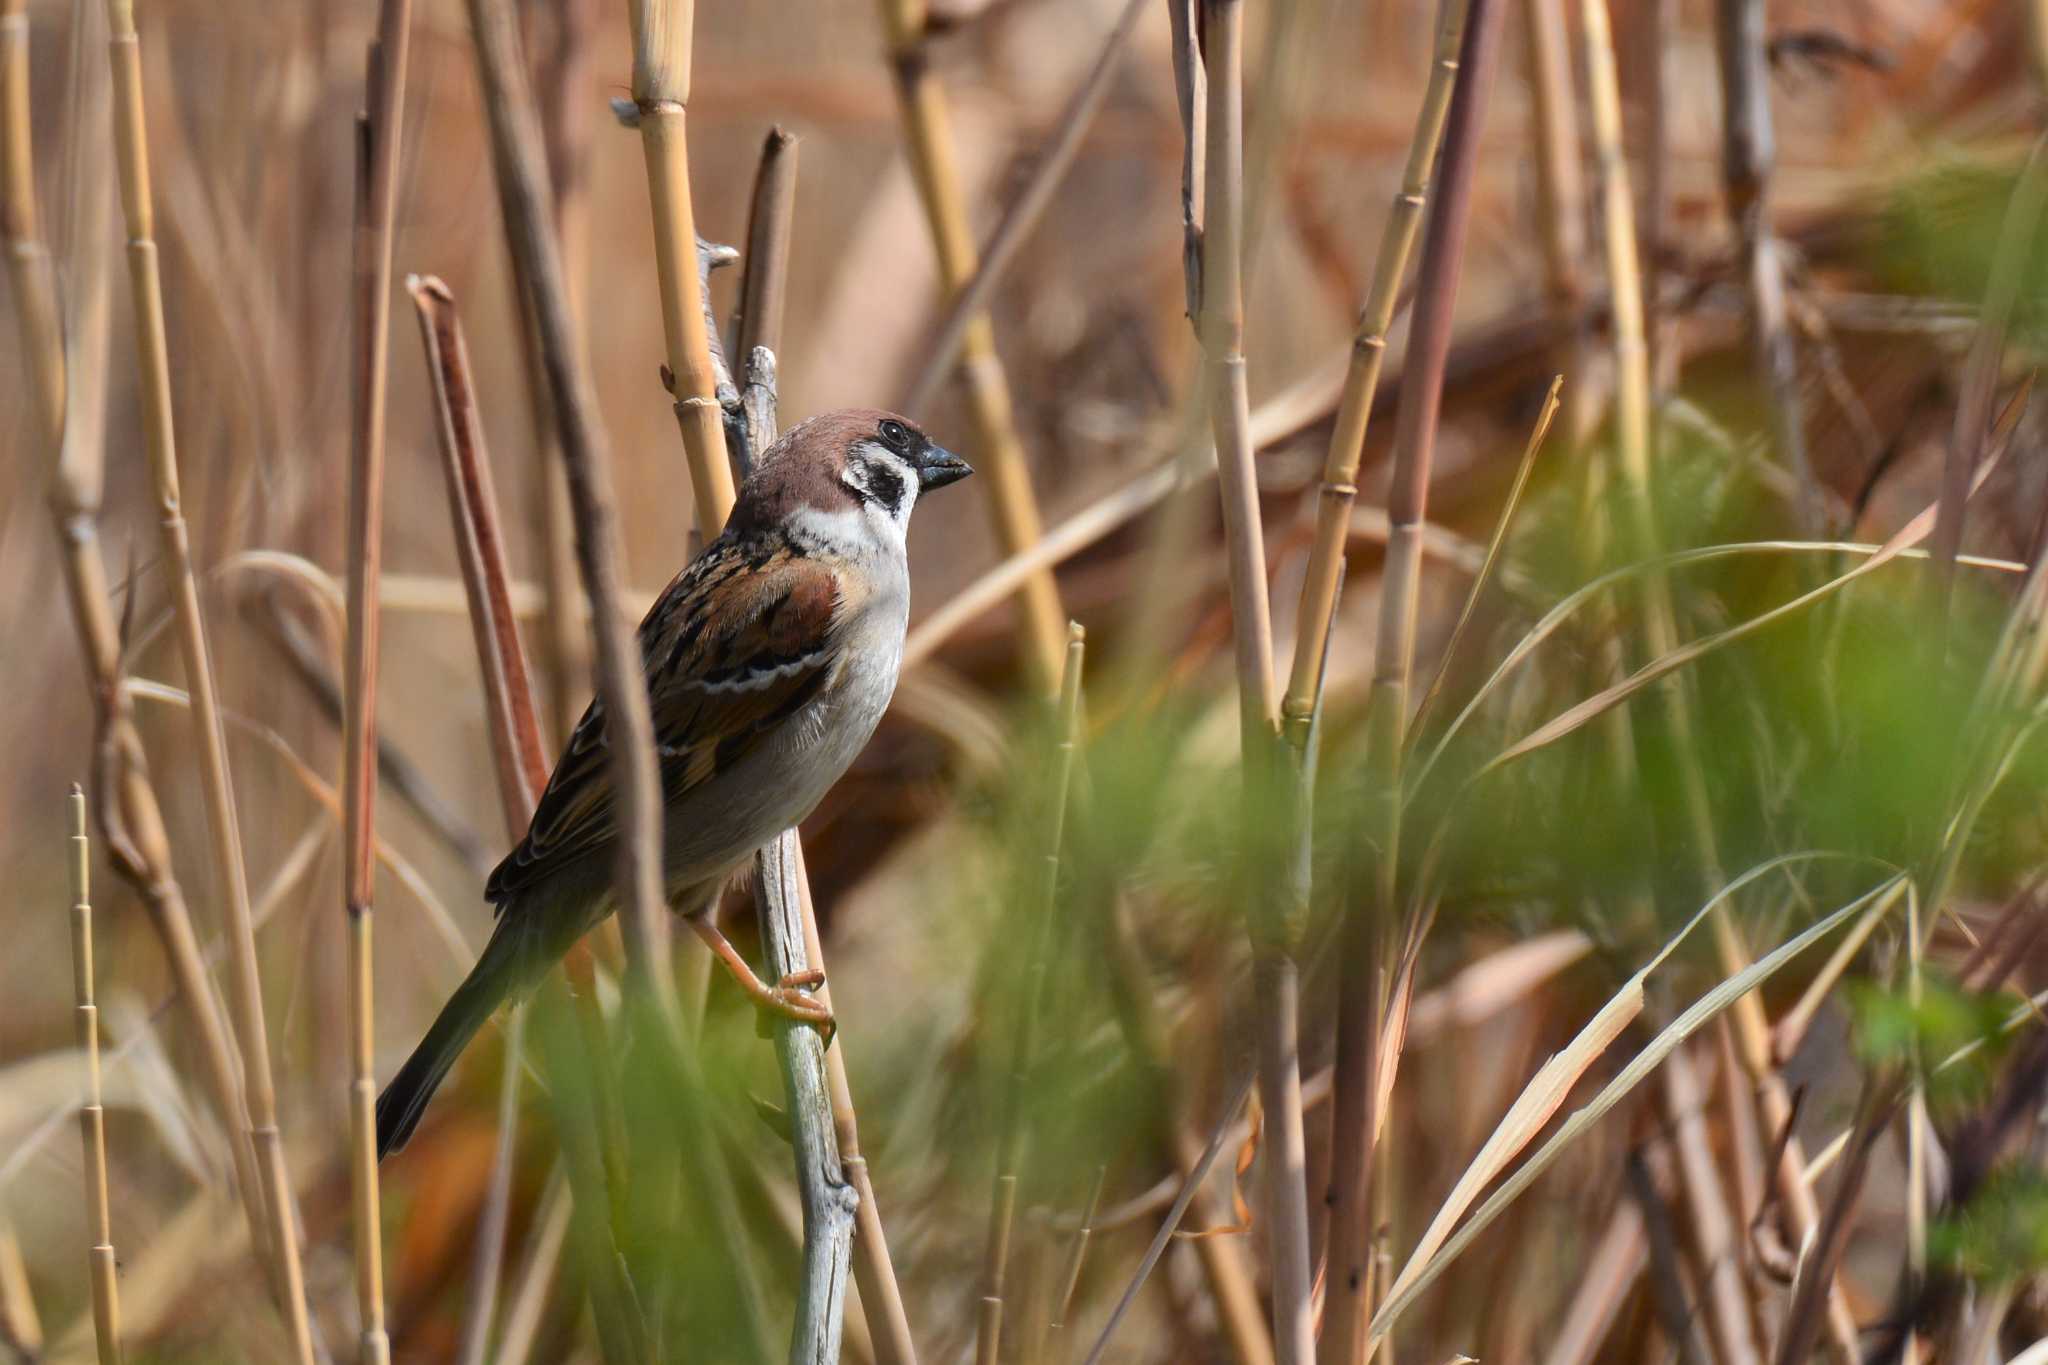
[916,443,973,491]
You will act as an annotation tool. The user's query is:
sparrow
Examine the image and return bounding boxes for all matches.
[376,409,972,1157]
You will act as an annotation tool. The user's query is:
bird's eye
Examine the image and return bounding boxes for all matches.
[879,419,910,450]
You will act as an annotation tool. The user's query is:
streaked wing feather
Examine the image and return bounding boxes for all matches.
[485,544,843,904]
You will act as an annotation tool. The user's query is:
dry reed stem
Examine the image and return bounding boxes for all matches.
[343,7,412,1358]
[624,0,735,535]
[726,296,864,1365]
[876,0,1067,689]
[1715,0,1817,532]
[1578,2,1858,1353]
[411,277,550,827]
[1282,0,1469,737]
[469,0,677,1024]
[976,624,1087,1365]
[408,274,553,1365]
[100,5,317,1356]
[899,0,1148,417]
[1321,5,1504,1358]
[531,0,598,750]
[1191,3,1313,1359]
[1660,1046,1761,1365]
[1165,0,1204,319]
[788,858,920,1365]
[68,787,123,1365]
[708,129,918,1362]
[6,0,271,1268]
[1369,863,1905,1350]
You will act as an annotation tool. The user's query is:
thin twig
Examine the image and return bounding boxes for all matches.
[100,3,317,1356]
[68,786,124,1365]
[343,7,412,1358]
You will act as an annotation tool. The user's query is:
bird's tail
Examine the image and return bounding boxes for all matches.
[376,923,524,1159]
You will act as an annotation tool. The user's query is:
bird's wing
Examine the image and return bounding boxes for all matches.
[486,542,845,904]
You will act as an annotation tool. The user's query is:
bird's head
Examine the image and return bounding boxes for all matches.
[730,408,972,547]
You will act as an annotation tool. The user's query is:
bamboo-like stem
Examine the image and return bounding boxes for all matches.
[899,0,1148,417]
[1320,5,1504,1360]
[469,0,677,1023]
[99,6,317,1358]
[1715,0,1816,533]
[1578,3,1859,1358]
[1282,0,1469,738]
[343,7,411,1360]
[875,0,1067,690]
[67,787,123,1365]
[976,624,1087,1365]
[409,274,554,1365]
[624,0,735,537]
[1192,3,1313,1360]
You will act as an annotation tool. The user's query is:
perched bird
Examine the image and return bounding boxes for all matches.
[376,409,972,1157]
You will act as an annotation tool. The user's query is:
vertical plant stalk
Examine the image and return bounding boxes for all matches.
[1192,3,1314,1361]
[1579,2,1858,1357]
[100,6,318,1359]
[409,275,554,1365]
[343,6,412,1361]
[68,787,123,1365]
[1713,0,1809,509]
[758,833,862,1365]
[1659,1047,1761,1365]
[468,0,676,1023]
[1715,0,1816,532]
[534,0,598,750]
[1165,0,1204,319]
[623,0,735,538]
[721,127,920,1365]
[6,0,274,1281]
[976,625,1087,1365]
[899,0,1150,417]
[876,0,1067,690]
[732,271,865,1365]
[1282,0,1469,736]
[1319,3,1504,1361]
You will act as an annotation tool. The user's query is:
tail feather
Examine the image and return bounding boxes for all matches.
[376,937,517,1159]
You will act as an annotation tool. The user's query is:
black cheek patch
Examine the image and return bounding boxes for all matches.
[866,461,907,517]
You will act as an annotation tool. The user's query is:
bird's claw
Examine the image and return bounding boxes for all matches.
[753,971,835,1047]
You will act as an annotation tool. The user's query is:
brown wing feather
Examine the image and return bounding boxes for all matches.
[485,542,844,905]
